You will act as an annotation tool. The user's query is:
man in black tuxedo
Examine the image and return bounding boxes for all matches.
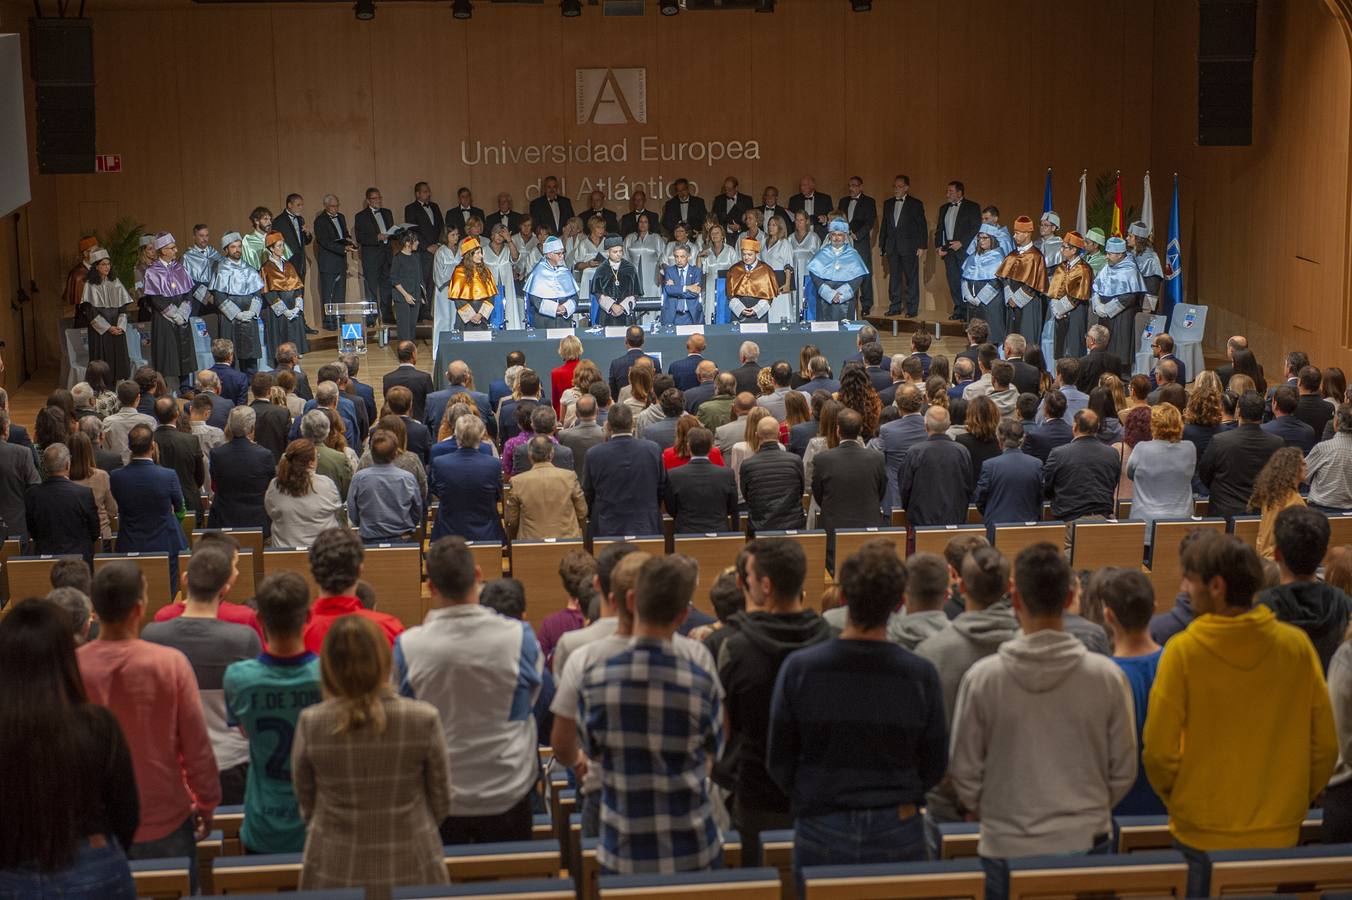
[878,175,928,316]
[483,192,524,237]
[528,175,576,236]
[842,176,877,315]
[404,182,444,316]
[934,180,982,321]
[662,178,708,236]
[758,186,793,234]
[382,340,435,423]
[314,193,355,331]
[663,426,737,534]
[276,193,312,284]
[712,176,753,239]
[788,175,834,240]
[578,190,619,233]
[619,191,661,237]
[445,186,485,236]
[354,187,395,324]
[1075,324,1127,392]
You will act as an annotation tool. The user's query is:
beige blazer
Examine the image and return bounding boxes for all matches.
[504,460,587,539]
[74,468,117,539]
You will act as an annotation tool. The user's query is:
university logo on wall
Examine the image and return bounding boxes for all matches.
[576,68,646,125]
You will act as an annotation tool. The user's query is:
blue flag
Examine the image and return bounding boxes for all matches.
[1042,167,1053,215]
[1164,174,1182,322]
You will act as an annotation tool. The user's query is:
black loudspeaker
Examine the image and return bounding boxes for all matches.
[1198,0,1256,147]
[29,18,95,174]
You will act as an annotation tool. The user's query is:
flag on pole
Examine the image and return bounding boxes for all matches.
[1076,170,1088,234]
[1043,168,1053,215]
[1141,171,1154,236]
[1164,173,1183,320]
[1111,172,1124,237]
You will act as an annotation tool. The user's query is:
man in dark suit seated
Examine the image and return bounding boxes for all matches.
[1022,390,1074,463]
[558,395,606,482]
[1199,390,1286,519]
[193,369,235,431]
[209,339,251,406]
[667,334,707,393]
[1075,324,1126,392]
[26,443,100,565]
[898,407,973,526]
[1003,335,1042,396]
[109,424,186,573]
[208,406,279,533]
[739,417,806,534]
[152,397,205,520]
[607,326,662,399]
[382,340,434,423]
[342,352,378,422]
[385,386,431,464]
[581,404,665,538]
[664,426,737,534]
[974,420,1045,531]
[426,360,496,440]
[683,361,720,414]
[812,409,886,534]
[248,372,292,462]
[661,178,708,237]
[1043,409,1122,522]
[1261,384,1318,454]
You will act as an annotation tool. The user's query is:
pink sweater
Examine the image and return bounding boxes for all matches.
[78,638,221,843]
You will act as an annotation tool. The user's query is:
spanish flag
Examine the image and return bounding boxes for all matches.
[1111,171,1124,237]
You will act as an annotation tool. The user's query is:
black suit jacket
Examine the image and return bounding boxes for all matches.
[401,415,432,465]
[619,210,660,238]
[789,193,835,238]
[251,400,292,462]
[382,364,435,422]
[739,445,806,532]
[528,195,576,235]
[662,196,708,236]
[482,210,524,237]
[578,207,620,234]
[1009,358,1042,396]
[445,205,486,236]
[25,476,99,563]
[275,210,312,280]
[608,348,661,400]
[355,207,396,250]
[712,192,754,229]
[879,195,928,253]
[731,362,761,397]
[404,201,445,248]
[843,194,877,248]
[664,458,737,534]
[95,447,124,472]
[314,212,351,274]
[208,437,277,531]
[153,425,205,513]
[582,435,666,537]
[1022,418,1074,464]
[1076,348,1126,392]
[898,435,973,526]
[812,441,886,530]
[1198,423,1287,518]
[1043,436,1121,521]
[934,198,982,254]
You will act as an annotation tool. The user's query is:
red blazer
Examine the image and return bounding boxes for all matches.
[551,360,580,416]
[662,446,725,470]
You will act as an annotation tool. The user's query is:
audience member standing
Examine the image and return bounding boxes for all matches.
[1043,410,1121,522]
[1127,404,1197,549]
[26,443,100,565]
[264,439,343,548]
[303,529,405,652]
[110,424,186,568]
[429,415,503,542]
[0,410,39,540]
[582,404,665,538]
[249,372,292,462]
[740,417,805,533]
[899,407,973,526]
[812,408,886,533]
[208,406,277,532]
[1256,506,1352,671]
[506,437,588,539]
[152,397,205,520]
[1198,391,1285,519]
[348,430,422,543]
[974,421,1044,528]
[664,426,738,534]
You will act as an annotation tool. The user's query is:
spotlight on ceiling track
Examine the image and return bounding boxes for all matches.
[561,0,582,16]
[452,0,472,18]
[851,0,872,10]
[754,0,775,12]
[354,0,375,20]
[660,0,679,15]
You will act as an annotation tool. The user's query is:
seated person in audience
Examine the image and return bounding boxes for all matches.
[664,425,737,534]
[768,540,947,889]
[1307,403,1352,512]
[143,542,261,806]
[739,416,805,533]
[303,527,405,652]
[429,415,503,543]
[1256,505,1351,672]
[719,539,832,865]
[223,571,322,854]
[1043,409,1120,522]
[975,420,1044,527]
[899,406,973,526]
[726,238,777,322]
[536,549,597,671]
[949,543,1137,900]
[78,561,220,894]
[506,436,587,540]
[25,443,100,565]
[1262,384,1318,454]
[1143,532,1337,898]
[347,429,422,543]
[395,537,543,845]
[575,555,724,874]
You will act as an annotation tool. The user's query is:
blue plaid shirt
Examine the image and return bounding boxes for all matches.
[577,636,724,874]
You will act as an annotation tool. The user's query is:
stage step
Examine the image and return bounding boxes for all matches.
[862,313,970,340]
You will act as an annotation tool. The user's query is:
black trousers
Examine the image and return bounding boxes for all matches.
[887,248,921,316]
[942,251,965,317]
[440,787,534,845]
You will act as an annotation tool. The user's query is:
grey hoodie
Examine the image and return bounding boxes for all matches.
[916,600,1020,723]
[821,607,951,650]
[948,629,1137,859]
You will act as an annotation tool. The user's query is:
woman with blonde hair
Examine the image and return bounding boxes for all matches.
[431,402,497,461]
[697,224,737,323]
[265,439,343,548]
[1127,403,1197,554]
[663,414,726,469]
[794,343,822,388]
[925,375,950,410]
[293,615,450,898]
[551,334,584,417]
[1098,373,1127,415]
[1249,447,1307,559]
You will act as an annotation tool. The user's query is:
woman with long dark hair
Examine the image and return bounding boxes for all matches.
[0,600,139,897]
[836,366,881,441]
[1230,347,1267,394]
[264,439,342,549]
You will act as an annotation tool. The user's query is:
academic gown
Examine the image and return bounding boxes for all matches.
[241,231,290,270]
[623,233,664,298]
[65,262,91,328]
[482,241,521,330]
[432,244,463,338]
[961,249,1007,346]
[788,232,821,311]
[523,259,579,329]
[1046,256,1095,360]
[449,263,496,331]
[261,256,308,355]
[698,242,737,325]
[144,260,197,382]
[590,259,643,326]
[81,277,133,381]
[726,262,778,323]
[807,242,870,322]
[211,258,266,366]
[760,238,796,323]
[1090,257,1146,366]
[568,236,606,303]
[996,243,1049,346]
[182,244,222,318]
[1133,247,1165,355]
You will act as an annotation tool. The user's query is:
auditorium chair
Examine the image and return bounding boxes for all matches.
[1006,850,1188,899]
[210,852,303,893]
[581,835,743,900]
[1229,514,1261,549]
[442,839,562,882]
[830,527,904,576]
[756,530,827,595]
[1,553,83,612]
[215,805,245,855]
[465,539,507,580]
[1145,518,1228,612]
[1117,812,1326,853]
[193,528,266,581]
[913,525,983,558]
[672,532,749,614]
[392,879,575,898]
[939,822,980,860]
[759,828,795,898]
[1327,511,1352,558]
[1068,519,1148,570]
[531,813,553,841]
[94,551,174,618]
[802,858,986,899]
[992,523,1065,565]
[355,542,423,626]
[202,893,363,900]
[129,856,193,899]
[510,538,584,629]
[592,535,667,563]
[261,547,320,596]
[1206,843,1352,895]
[599,867,781,899]
[0,535,24,605]
[890,509,908,528]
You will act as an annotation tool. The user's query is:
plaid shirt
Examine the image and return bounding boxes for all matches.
[1307,432,1352,510]
[578,637,724,874]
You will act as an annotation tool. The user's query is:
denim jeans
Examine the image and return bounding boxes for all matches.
[793,806,927,897]
[0,839,136,900]
[1173,838,1210,898]
[581,790,601,839]
[128,816,198,896]
[981,834,1113,900]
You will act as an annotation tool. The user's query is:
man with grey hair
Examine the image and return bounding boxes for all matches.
[208,405,276,530]
[683,360,720,414]
[0,387,32,448]
[315,193,355,329]
[730,340,762,395]
[1002,333,1040,395]
[208,338,251,406]
[716,392,759,456]
[26,442,99,564]
[1076,322,1126,392]
[45,587,93,644]
[71,382,96,418]
[505,434,588,539]
[798,355,840,398]
[194,368,235,430]
[425,359,495,438]
[427,414,502,543]
[697,372,738,430]
[80,415,124,472]
[302,408,352,500]
[898,406,973,526]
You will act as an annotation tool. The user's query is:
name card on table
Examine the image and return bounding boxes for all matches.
[546,328,574,339]
[675,324,704,336]
[462,330,493,342]
[811,320,841,332]
[604,326,628,338]
[740,323,769,334]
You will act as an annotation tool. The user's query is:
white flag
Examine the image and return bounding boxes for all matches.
[1076,171,1088,235]
[1141,171,1154,236]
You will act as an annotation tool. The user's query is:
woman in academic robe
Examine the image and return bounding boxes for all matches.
[760,214,796,322]
[1046,231,1095,361]
[995,216,1049,347]
[142,232,197,391]
[1090,236,1146,366]
[80,248,133,381]
[511,215,536,282]
[432,224,463,340]
[739,208,766,251]
[806,219,869,322]
[390,230,424,343]
[1128,220,1165,350]
[569,217,607,301]
[662,222,700,271]
[483,224,521,330]
[698,224,737,325]
[590,235,643,327]
[961,223,1008,347]
[448,236,496,331]
[560,217,584,261]
[623,214,664,300]
[788,210,821,310]
[261,230,308,356]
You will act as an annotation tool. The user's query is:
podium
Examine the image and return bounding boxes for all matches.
[325,301,379,355]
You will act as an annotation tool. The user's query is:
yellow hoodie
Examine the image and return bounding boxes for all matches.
[1143,605,1337,850]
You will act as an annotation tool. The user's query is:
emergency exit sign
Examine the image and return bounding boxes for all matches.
[95,154,121,173]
